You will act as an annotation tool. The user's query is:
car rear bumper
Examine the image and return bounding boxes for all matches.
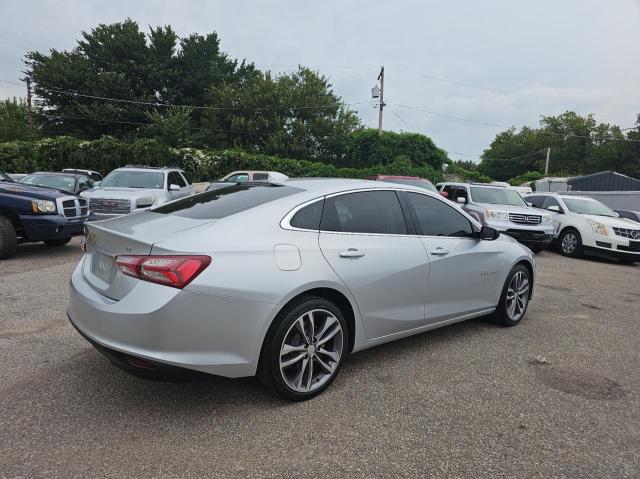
[19,214,86,242]
[68,260,276,378]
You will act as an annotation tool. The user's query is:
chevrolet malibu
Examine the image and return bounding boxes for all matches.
[68,179,536,400]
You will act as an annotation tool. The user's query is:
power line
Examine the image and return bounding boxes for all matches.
[393,103,511,128]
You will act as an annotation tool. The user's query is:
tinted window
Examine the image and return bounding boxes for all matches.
[181,172,192,185]
[168,172,186,188]
[154,184,303,219]
[405,192,474,237]
[321,191,407,235]
[252,173,269,181]
[78,176,94,191]
[227,173,249,183]
[101,171,164,189]
[527,196,545,208]
[541,196,561,210]
[470,187,526,206]
[290,200,324,230]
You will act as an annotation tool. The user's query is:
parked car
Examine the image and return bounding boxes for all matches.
[83,165,195,220]
[62,168,104,182]
[69,179,535,400]
[19,171,98,195]
[438,182,553,252]
[0,171,89,259]
[365,175,438,192]
[220,171,289,182]
[614,209,640,223]
[526,193,640,263]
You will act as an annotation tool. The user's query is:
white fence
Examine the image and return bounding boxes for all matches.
[561,190,640,211]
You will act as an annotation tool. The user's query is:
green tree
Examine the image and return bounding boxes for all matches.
[143,106,194,148]
[24,19,253,139]
[0,98,38,141]
[202,66,360,161]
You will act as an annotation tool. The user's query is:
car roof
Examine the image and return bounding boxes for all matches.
[114,166,180,173]
[29,171,83,178]
[281,177,439,198]
[440,182,505,189]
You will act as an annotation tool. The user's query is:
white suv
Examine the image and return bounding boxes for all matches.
[526,193,640,263]
[84,166,195,220]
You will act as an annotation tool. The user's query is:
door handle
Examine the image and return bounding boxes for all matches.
[430,248,449,256]
[339,248,366,258]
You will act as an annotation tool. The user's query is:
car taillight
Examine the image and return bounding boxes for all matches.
[115,255,211,289]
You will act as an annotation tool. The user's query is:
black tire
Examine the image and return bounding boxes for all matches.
[258,296,348,401]
[0,216,18,260]
[559,228,583,258]
[491,264,531,327]
[44,237,71,247]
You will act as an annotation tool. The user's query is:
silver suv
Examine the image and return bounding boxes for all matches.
[438,182,554,252]
[83,165,195,220]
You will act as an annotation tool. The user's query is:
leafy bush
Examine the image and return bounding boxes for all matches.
[506,171,543,186]
[0,137,445,184]
[445,162,492,183]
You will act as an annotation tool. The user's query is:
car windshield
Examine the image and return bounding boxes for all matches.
[101,170,164,189]
[20,174,76,192]
[470,187,527,206]
[0,172,13,182]
[380,178,437,192]
[563,198,617,217]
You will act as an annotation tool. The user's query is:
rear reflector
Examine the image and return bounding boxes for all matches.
[115,255,211,289]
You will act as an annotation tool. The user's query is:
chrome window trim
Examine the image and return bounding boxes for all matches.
[280,187,481,239]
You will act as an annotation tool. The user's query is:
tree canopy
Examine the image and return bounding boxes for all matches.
[479,112,640,180]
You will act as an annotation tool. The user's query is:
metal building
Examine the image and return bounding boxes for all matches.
[568,171,640,192]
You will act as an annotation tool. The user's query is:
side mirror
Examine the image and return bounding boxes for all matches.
[169,184,180,191]
[547,205,561,213]
[456,196,467,205]
[480,226,500,240]
[95,181,101,187]
[439,191,449,198]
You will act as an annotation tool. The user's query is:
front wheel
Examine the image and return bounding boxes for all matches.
[44,237,71,247]
[259,296,347,401]
[492,265,531,327]
[0,216,18,259]
[559,228,582,258]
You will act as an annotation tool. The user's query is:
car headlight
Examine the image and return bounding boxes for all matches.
[136,195,157,208]
[541,214,552,223]
[587,219,609,236]
[31,200,56,214]
[485,209,508,220]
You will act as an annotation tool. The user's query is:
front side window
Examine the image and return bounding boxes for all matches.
[405,192,474,238]
[321,191,408,235]
[527,196,544,208]
[168,172,186,188]
[101,171,165,189]
[563,197,616,217]
[470,187,527,206]
[226,173,249,183]
[541,196,561,210]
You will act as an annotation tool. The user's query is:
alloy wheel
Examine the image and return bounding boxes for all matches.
[279,309,344,393]
[561,233,577,254]
[506,271,529,322]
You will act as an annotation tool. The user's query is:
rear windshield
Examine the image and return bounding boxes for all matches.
[154,183,303,219]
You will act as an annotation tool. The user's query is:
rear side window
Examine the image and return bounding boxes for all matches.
[154,184,303,219]
[405,192,474,237]
[252,173,269,181]
[321,191,408,235]
[290,200,324,230]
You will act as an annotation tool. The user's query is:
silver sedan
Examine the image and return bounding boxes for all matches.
[68,179,535,400]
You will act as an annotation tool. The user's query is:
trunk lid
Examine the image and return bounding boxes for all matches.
[83,211,215,299]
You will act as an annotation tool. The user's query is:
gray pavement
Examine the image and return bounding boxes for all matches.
[1,238,639,478]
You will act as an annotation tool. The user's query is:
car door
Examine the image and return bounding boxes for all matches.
[179,171,195,196]
[318,190,430,339]
[167,172,189,200]
[403,192,504,322]
[541,196,564,235]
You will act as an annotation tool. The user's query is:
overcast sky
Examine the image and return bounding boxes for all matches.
[1,0,639,160]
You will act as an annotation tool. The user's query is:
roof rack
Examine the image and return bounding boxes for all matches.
[123,165,182,170]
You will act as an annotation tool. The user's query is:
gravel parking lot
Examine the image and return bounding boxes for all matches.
[1,239,639,478]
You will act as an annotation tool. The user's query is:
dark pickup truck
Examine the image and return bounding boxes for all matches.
[0,171,89,259]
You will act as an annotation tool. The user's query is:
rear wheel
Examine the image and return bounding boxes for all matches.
[259,296,347,401]
[0,216,17,259]
[492,264,531,327]
[559,228,582,258]
[44,237,71,247]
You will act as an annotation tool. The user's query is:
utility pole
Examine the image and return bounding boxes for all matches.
[377,66,385,133]
[544,147,551,175]
[25,76,33,135]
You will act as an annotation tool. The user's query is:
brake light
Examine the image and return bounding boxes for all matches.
[115,255,211,289]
